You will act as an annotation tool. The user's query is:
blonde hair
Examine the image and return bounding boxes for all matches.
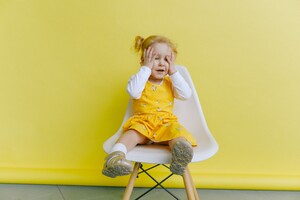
[134,35,177,59]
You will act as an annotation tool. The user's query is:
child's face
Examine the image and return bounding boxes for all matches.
[148,43,172,83]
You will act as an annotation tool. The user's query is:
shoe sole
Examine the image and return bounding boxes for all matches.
[102,164,133,178]
[170,140,193,175]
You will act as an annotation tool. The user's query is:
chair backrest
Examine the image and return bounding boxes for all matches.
[103,66,218,163]
[173,66,214,146]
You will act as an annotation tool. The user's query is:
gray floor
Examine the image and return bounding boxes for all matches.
[0,184,299,200]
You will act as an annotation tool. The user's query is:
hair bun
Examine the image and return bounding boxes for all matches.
[134,36,144,53]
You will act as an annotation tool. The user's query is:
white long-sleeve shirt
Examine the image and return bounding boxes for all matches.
[127,66,192,100]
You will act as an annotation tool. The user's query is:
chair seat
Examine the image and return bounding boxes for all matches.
[126,142,218,164]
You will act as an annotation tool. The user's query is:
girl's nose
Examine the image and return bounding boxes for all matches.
[159,59,166,65]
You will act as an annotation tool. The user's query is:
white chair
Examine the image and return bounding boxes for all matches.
[103,66,218,200]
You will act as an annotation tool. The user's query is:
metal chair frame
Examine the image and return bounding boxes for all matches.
[123,163,199,200]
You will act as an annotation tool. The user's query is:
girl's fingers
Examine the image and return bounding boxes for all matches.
[166,55,171,64]
[148,47,157,61]
[148,47,152,60]
[150,48,155,60]
[142,47,156,67]
[146,47,152,60]
[166,52,174,64]
[144,48,148,60]
[170,51,175,62]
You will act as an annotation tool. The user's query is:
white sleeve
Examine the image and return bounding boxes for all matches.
[126,66,151,99]
[169,71,192,100]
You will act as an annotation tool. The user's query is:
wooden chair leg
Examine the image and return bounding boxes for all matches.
[183,167,195,200]
[186,167,200,200]
[183,167,200,200]
[122,162,141,200]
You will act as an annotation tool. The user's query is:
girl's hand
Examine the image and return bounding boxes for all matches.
[142,47,156,69]
[166,51,177,75]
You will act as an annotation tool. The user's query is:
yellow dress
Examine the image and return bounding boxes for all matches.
[123,77,197,146]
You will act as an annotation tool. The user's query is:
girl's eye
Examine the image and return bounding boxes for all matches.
[155,57,160,60]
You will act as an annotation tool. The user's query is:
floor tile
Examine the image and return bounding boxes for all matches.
[59,186,300,200]
[1,184,300,200]
[198,189,300,200]
[0,184,64,200]
[58,186,124,200]
[131,188,187,199]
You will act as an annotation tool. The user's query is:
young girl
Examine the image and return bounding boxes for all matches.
[102,35,197,178]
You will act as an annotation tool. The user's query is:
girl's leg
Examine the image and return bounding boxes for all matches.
[169,137,193,175]
[169,137,186,149]
[117,129,150,152]
[102,130,149,178]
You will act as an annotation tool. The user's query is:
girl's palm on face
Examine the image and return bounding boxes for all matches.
[142,47,156,69]
[167,51,176,75]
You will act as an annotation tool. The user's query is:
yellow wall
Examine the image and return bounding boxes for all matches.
[0,0,300,190]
